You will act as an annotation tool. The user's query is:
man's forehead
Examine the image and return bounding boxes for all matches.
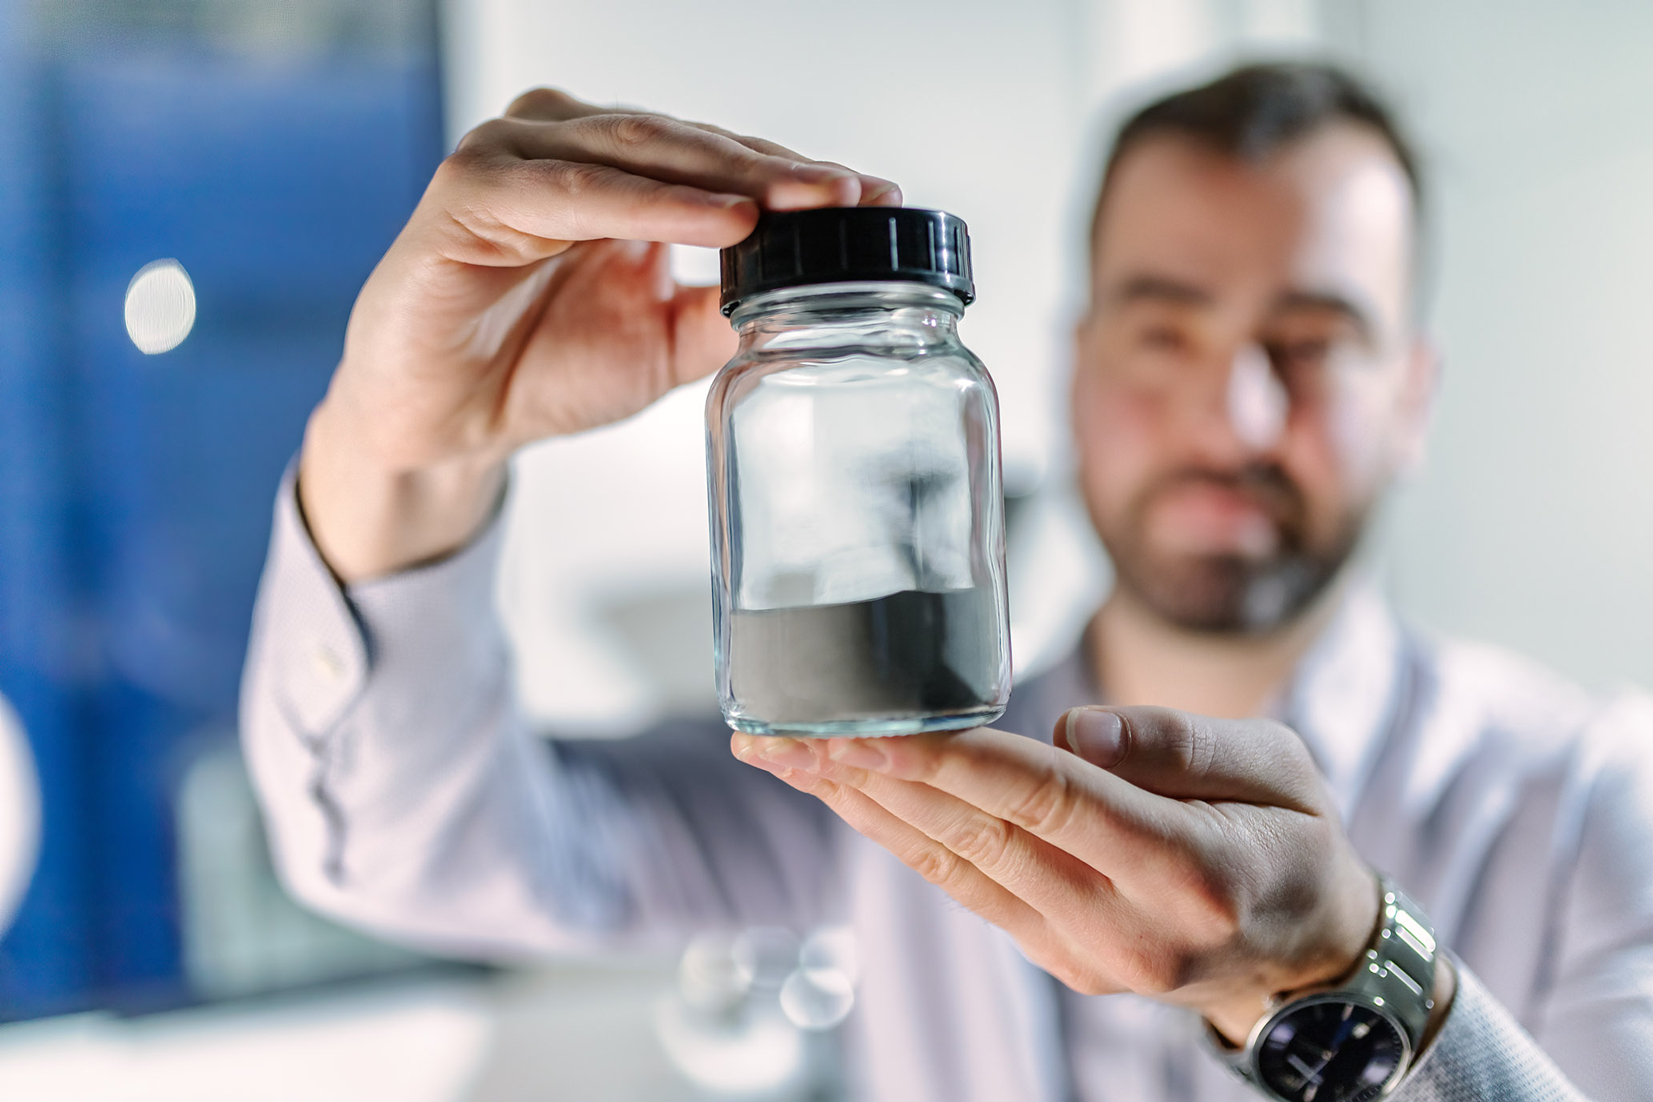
[1090,125,1416,333]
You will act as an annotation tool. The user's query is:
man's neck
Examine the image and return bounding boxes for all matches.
[1089,580,1344,719]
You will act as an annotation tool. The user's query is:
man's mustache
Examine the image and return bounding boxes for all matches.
[1142,464,1305,523]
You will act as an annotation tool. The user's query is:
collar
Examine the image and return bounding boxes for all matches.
[1011,581,1407,820]
[1276,581,1407,819]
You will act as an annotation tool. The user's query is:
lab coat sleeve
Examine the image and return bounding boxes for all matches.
[1397,692,1653,1102]
[238,466,840,960]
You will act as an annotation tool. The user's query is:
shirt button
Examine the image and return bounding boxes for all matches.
[311,645,346,683]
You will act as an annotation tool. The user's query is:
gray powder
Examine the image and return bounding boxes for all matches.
[728,588,1006,729]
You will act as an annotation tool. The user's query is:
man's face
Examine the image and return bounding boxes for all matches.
[1073,124,1431,633]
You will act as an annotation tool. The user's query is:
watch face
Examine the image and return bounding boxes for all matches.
[1255,999,1407,1102]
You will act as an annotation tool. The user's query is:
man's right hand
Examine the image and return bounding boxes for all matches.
[299,88,900,582]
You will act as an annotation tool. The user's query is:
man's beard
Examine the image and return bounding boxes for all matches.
[1098,464,1364,634]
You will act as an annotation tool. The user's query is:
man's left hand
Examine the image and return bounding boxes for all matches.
[731,707,1380,1042]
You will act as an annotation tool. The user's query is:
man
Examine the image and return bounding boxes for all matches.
[242,63,1653,1100]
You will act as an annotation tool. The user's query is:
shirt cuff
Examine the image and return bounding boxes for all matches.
[257,460,510,738]
[1396,959,1585,1102]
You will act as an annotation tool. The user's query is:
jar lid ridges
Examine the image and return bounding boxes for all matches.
[719,207,974,316]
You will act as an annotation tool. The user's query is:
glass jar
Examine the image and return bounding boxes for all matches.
[706,207,1011,737]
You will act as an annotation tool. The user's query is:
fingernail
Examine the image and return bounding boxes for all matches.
[751,736,818,771]
[826,739,890,771]
[1064,709,1125,768]
[698,191,755,209]
[789,163,851,183]
[860,179,903,207]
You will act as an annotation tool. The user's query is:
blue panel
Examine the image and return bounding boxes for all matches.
[0,0,96,1020]
[64,49,440,716]
[0,10,444,1018]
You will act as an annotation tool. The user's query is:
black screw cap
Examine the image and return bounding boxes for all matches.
[719,207,974,316]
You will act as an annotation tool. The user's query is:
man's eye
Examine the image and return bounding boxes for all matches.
[1138,326,1187,352]
[1269,339,1331,368]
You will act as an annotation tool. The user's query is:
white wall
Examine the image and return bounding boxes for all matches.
[1324,0,1653,692]
[442,0,1652,728]
[453,0,1090,727]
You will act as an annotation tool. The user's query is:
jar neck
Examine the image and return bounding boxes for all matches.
[729,282,966,352]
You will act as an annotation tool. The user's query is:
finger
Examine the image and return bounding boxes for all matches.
[827,727,1188,880]
[1055,707,1323,812]
[628,241,738,387]
[434,150,760,262]
[498,94,898,208]
[492,241,730,443]
[684,123,903,207]
[677,122,808,164]
[729,734,1053,942]
[505,86,636,123]
[479,114,862,211]
[809,740,1124,926]
[734,734,1143,997]
[797,160,900,206]
[668,282,738,386]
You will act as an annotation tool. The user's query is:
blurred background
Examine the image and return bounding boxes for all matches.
[0,0,1650,1098]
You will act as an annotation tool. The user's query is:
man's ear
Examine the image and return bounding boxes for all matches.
[1069,313,1098,436]
[1392,335,1440,476]
[1071,311,1099,365]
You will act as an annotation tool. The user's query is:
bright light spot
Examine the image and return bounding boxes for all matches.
[731,926,800,988]
[779,966,855,1031]
[677,932,753,1012]
[670,244,722,286]
[0,692,40,933]
[653,995,804,1095]
[124,259,196,355]
[799,925,859,983]
[1227,342,1288,450]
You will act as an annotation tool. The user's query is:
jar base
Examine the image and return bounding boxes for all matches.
[725,706,1007,739]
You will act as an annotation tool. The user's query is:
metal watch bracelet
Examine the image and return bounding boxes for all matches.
[1208,876,1440,1099]
[1342,879,1439,1050]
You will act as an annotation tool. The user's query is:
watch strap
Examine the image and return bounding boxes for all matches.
[1344,879,1439,1052]
[1207,876,1440,1096]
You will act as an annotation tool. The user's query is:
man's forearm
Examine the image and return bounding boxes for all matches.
[241,466,628,953]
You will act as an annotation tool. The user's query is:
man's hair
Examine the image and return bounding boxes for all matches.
[1093,61,1426,258]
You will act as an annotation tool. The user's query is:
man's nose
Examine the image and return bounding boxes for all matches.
[1221,343,1289,452]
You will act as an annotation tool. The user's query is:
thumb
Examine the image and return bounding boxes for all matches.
[1054,705,1323,811]
[669,281,738,387]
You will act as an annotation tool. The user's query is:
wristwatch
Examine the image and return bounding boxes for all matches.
[1209,877,1439,1102]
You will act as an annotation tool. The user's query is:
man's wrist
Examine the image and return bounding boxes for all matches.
[1206,878,1448,1098]
[298,401,507,584]
[1206,865,1383,1044]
